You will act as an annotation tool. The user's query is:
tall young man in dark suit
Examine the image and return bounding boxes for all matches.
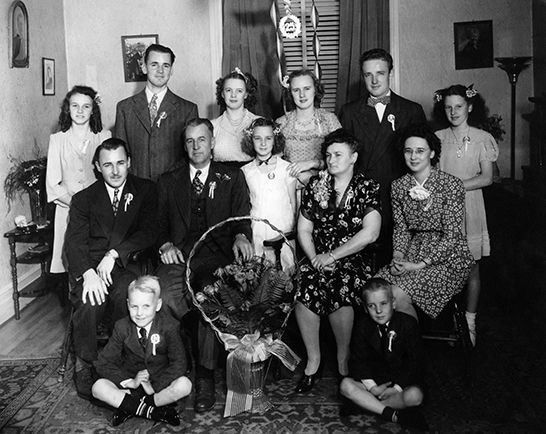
[65,138,158,399]
[339,49,426,265]
[114,44,198,181]
[155,118,253,413]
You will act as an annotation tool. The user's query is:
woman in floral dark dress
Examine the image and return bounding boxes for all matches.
[295,129,381,393]
[375,124,474,320]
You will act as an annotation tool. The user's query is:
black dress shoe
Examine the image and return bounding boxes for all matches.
[294,365,323,393]
[73,366,94,400]
[112,409,133,427]
[152,406,180,426]
[194,377,216,413]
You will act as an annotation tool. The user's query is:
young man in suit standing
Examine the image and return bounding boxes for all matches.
[114,44,199,181]
[65,138,158,399]
[155,118,253,414]
[339,49,426,265]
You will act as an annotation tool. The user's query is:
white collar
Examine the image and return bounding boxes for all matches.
[189,163,211,182]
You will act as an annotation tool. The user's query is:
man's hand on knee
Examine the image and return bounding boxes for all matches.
[160,242,185,265]
[82,269,109,306]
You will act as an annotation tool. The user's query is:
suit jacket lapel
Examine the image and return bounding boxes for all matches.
[366,92,402,170]
[92,182,115,240]
[173,166,191,228]
[132,90,152,134]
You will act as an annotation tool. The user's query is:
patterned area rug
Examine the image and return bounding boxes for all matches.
[2,339,545,434]
[0,357,59,430]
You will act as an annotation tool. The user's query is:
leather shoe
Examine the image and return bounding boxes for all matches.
[194,377,216,412]
[152,406,180,426]
[73,366,94,400]
[294,365,323,393]
[112,409,133,427]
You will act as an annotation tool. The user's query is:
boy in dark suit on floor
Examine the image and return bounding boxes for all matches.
[339,278,428,430]
[92,276,191,427]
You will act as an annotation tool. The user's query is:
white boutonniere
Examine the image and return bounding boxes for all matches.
[215,173,231,182]
[150,333,160,356]
[123,193,133,212]
[387,330,397,352]
[208,181,217,199]
[156,112,167,128]
[387,114,396,131]
[408,185,430,201]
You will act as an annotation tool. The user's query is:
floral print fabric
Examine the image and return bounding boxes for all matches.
[298,173,381,315]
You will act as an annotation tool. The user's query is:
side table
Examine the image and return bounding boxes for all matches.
[4,223,53,320]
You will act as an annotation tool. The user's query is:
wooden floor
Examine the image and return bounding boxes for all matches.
[0,292,71,357]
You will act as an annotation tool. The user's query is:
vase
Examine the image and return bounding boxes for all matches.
[28,188,47,226]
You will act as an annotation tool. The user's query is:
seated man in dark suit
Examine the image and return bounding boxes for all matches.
[155,118,253,413]
[339,48,426,266]
[114,44,199,181]
[65,138,158,399]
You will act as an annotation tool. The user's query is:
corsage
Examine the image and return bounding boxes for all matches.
[156,112,167,128]
[124,193,133,212]
[387,114,396,131]
[387,330,397,352]
[209,181,217,199]
[150,333,160,356]
[408,185,431,201]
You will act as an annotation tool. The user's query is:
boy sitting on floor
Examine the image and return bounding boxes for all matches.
[92,275,191,427]
[339,277,428,430]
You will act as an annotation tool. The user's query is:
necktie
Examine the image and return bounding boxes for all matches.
[192,170,204,195]
[149,94,158,126]
[139,328,148,349]
[112,189,119,216]
[367,95,391,107]
[379,324,389,352]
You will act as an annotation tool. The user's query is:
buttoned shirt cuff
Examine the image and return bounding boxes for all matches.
[393,383,403,393]
[120,378,132,388]
[361,379,377,391]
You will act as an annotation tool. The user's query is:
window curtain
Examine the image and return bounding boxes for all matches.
[335,0,390,114]
[222,0,284,119]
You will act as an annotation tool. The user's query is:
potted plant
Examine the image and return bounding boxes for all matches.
[3,148,48,226]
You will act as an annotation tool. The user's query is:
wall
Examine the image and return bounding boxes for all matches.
[63,0,215,131]
[397,0,534,180]
[0,0,68,326]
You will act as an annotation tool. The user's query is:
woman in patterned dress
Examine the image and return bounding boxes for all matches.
[276,70,341,193]
[375,124,474,320]
[295,129,381,393]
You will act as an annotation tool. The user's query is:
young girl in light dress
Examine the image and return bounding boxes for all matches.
[46,86,111,275]
[433,84,499,346]
[241,118,297,271]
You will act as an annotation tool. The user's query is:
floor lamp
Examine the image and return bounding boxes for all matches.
[494,56,532,181]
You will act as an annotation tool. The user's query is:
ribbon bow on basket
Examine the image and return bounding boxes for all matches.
[186,216,301,417]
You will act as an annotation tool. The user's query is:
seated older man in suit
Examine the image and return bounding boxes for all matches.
[65,138,158,400]
[114,44,198,181]
[155,118,253,413]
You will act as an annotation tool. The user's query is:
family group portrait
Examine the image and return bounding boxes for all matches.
[1,1,544,433]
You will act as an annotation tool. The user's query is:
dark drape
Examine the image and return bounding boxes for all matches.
[335,0,390,114]
[222,0,284,119]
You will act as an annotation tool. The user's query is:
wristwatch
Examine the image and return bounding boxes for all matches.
[104,249,119,260]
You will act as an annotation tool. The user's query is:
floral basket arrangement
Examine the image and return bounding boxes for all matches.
[186,216,300,417]
[4,151,48,225]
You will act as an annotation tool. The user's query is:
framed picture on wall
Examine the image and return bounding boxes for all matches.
[121,34,158,82]
[8,1,29,68]
[454,20,494,70]
[42,58,55,95]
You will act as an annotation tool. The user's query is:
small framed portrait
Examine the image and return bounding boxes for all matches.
[121,34,158,82]
[9,1,29,68]
[42,58,55,95]
[454,20,494,70]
